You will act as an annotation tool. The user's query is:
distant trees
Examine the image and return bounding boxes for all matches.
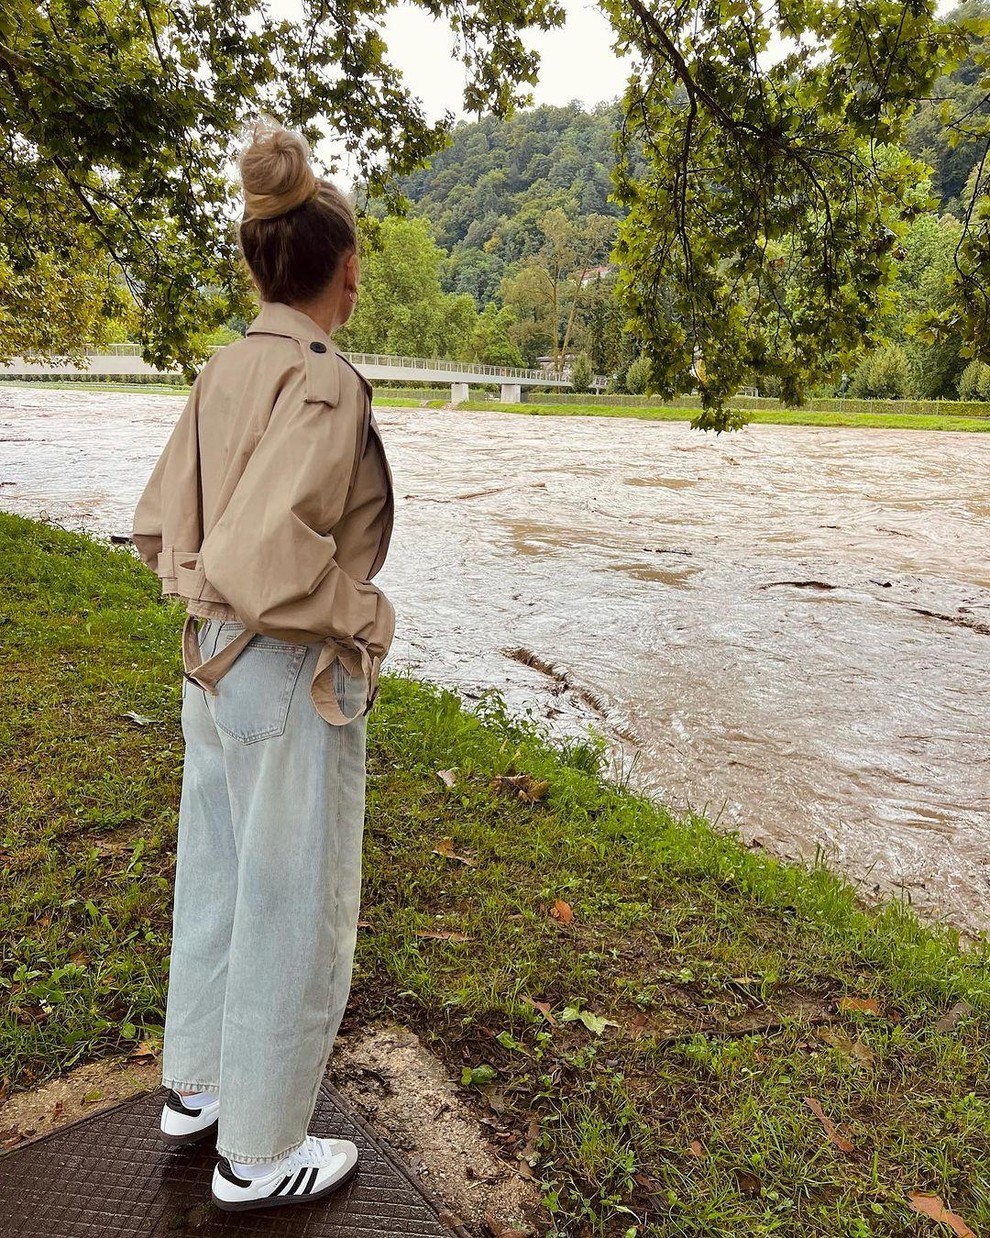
[849,347,912,399]
[569,352,593,392]
[337,217,478,358]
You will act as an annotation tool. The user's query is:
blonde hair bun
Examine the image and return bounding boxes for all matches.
[239,117,319,221]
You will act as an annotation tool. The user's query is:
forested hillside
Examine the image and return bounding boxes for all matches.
[346,7,990,402]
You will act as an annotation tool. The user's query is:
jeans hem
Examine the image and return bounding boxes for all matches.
[162,1077,221,1093]
[216,1139,305,1166]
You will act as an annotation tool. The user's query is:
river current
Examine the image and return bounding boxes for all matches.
[2,387,987,931]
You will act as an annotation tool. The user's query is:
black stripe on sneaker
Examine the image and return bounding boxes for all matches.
[303,1166,319,1194]
[165,1090,201,1116]
[286,1167,310,1196]
[217,1159,253,1188]
[270,1175,293,1196]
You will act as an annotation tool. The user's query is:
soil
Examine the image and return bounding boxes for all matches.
[330,1024,543,1236]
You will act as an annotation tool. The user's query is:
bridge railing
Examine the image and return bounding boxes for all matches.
[84,343,571,385]
[339,352,568,384]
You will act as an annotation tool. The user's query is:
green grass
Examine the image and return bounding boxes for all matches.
[6,380,990,430]
[437,399,990,433]
[2,510,990,1235]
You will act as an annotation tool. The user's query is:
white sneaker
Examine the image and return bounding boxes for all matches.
[211,1135,360,1212]
[159,1089,220,1146]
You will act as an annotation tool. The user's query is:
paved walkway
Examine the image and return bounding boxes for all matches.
[0,1081,465,1236]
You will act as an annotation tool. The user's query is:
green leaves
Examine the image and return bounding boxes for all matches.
[1,0,566,367]
[605,0,970,428]
[460,1063,498,1086]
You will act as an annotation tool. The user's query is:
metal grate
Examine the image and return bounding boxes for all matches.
[0,1081,464,1237]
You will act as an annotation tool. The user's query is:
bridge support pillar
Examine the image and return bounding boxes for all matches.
[450,381,469,404]
[500,382,522,403]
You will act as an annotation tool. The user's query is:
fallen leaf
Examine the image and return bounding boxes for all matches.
[525,996,557,1026]
[126,1039,160,1065]
[803,1097,855,1153]
[0,1126,26,1150]
[51,1102,63,1119]
[549,899,574,925]
[838,996,882,1016]
[80,1089,104,1105]
[936,1001,973,1034]
[415,930,473,942]
[907,1192,975,1236]
[122,711,158,726]
[432,837,476,867]
[436,768,458,788]
[817,1027,875,1069]
[491,773,550,803]
[689,1140,705,1158]
[516,1116,540,1180]
[734,1168,762,1197]
[561,1005,618,1036]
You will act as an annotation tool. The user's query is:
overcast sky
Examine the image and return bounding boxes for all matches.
[379,0,633,122]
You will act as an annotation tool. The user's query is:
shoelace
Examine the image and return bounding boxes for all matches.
[284,1134,338,1171]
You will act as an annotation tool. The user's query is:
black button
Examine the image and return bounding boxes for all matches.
[310,341,327,354]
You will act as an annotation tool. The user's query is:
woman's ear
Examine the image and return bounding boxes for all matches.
[346,250,360,295]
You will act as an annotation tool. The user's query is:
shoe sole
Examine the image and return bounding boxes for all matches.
[160,1118,219,1147]
[212,1157,359,1212]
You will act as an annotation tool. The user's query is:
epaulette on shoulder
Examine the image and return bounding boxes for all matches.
[300,339,342,407]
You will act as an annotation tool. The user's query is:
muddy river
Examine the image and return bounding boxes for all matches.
[1,387,988,931]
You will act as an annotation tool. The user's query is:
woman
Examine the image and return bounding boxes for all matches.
[131,118,395,1213]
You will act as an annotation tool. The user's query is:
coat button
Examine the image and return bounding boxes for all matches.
[310,341,328,353]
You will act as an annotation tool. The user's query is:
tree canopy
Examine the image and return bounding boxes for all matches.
[0,0,562,370]
[7,0,990,422]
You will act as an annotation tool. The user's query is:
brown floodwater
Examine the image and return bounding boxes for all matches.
[2,387,988,931]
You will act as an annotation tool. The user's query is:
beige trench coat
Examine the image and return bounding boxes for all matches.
[132,301,395,725]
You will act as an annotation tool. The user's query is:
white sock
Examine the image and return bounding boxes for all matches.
[178,1089,219,1107]
[230,1154,288,1179]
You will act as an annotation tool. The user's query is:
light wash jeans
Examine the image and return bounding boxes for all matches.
[161,618,368,1164]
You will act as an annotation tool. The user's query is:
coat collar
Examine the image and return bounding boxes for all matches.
[245,301,340,407]
[246,301,333,348]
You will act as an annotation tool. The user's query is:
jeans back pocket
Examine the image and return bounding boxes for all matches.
[212,627,308,744]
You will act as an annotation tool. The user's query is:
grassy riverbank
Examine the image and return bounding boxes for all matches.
[2,511,989,1235]
[5,380,990,431]
[442,399,990,433]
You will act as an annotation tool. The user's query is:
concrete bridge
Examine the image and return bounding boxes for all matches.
[1,345,600,403]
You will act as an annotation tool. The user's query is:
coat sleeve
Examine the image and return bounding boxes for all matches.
[131,379,201,570]
[199,377,394,658]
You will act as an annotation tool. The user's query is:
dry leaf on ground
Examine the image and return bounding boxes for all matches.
[432,837,477,867]
[907,1192,975,1236]
[689,1140,705,1158]
[803,1097,855,1153]
[549,899,574,925]
[490,773,550,803]
[126,1040,160,1065]
[525,997,557,1025]
[516,1116,540,1180]
[436,768,458,788]
[936,1001,973,1034]
[838,996,882,1016]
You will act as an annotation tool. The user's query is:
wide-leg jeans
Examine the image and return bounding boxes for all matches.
[160,618,368,1164]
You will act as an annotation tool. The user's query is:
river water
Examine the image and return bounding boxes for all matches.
[2,387,988,932]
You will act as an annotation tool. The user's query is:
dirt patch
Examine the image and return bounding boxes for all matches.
[330,1023,544,1235]
[0,1052,161,1152]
